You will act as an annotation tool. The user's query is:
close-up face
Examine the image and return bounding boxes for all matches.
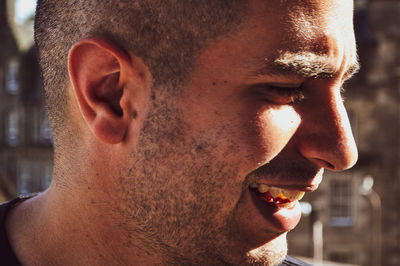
[118,0,359,265]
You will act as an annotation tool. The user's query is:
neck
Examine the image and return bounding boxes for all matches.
[6,178,162,265]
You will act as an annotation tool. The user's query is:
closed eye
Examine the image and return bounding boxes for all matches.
[253,84,305,105]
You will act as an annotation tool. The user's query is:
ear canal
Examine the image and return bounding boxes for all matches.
[93,72,124,117]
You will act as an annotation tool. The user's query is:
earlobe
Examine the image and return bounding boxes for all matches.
[68,37,143,144]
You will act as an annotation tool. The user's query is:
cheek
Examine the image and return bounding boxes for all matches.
[251,106,301,164]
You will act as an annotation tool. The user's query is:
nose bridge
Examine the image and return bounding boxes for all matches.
[298,87,358,171]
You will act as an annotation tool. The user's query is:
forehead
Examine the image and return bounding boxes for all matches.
[249,0,353,46]
[249,0,355,60]
[231,1,355,80]
[249,0,353,30]
[191,0,357,87]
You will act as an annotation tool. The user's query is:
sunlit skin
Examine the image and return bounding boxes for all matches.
[173,0,358,261]
[6,0,358,265]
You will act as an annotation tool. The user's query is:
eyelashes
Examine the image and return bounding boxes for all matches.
[254,84,305,105]
[254,82,348,105]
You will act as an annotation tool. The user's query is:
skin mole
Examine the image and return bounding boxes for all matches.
[132,109,138,119]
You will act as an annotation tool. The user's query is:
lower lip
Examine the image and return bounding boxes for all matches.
[249,188,302,232]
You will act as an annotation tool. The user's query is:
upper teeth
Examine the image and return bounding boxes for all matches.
[251,183,305,202]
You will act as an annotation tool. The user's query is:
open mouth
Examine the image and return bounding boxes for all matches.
[249,183,305,208]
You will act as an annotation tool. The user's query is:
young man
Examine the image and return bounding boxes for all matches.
[1,0,358,265]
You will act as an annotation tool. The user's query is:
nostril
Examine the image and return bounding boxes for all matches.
[311,158,334,170]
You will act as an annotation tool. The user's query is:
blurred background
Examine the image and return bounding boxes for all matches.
[0,0,399,265]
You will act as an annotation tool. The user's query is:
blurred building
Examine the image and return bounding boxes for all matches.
[0,0,53,200]
[0,1,399,266]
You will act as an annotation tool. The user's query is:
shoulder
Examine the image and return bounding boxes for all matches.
[0,196,36,266]
[0,197,23,226]
[280,256,313,266]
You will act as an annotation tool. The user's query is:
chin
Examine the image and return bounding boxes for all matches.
[245,233,288,266]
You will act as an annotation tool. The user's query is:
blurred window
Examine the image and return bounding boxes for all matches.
[329,179,354,227]
[5,57,20,95]
[16,159,52,195]
[5,106,24,147]
[0,64,4,93]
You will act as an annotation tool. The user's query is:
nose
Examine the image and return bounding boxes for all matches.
[297,86,358,171]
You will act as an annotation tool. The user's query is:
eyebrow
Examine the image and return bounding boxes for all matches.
[251,52,360,82]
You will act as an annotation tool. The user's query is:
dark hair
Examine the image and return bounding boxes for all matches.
[34,0,247,138]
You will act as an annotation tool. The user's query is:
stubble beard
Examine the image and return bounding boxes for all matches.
[114,92,288,265]
[245,236,288,266]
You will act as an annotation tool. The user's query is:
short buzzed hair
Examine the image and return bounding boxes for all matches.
[34,0,247,139]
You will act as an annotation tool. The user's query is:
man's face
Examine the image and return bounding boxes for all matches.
[120,0,358,265]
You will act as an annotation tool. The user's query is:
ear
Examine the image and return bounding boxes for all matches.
[68,37,149,144]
